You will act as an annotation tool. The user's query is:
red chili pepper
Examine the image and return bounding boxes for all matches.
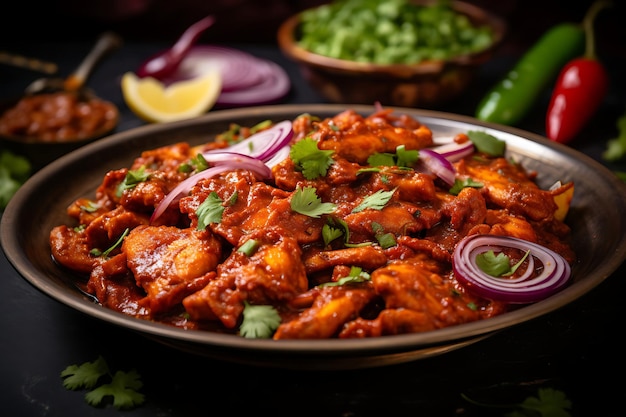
[546,1,611,144]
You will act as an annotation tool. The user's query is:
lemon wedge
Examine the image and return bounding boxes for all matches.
[121,71,222,123]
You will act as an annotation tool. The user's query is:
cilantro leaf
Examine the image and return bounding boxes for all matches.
[371,222,397,249]
[475,250,511,276]
[61,356,145,410]
[240,301,281,338]
[291,186,336,218]
[367,152,396,167]
[468,130,505,156]
[602,110,626,161]
[476,249,530,277]
[0,150,31,210]
[196,192,224,230]
[449,177,483,195]
[366,145,418,168]
[395,145,419,167]
[115,166,150,197]
[60,355,109,390]
[462,387,572,417]
[352,188,396,213]
[515,388,572,417]
[84,370,145,410]
[322,223,344,247]
[290,137,335,179]
[319,266,371,287]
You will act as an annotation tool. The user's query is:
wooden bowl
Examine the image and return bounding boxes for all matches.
[277,1,507,108]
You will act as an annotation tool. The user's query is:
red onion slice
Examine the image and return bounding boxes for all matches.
[429,141,475,162]
[216,59,291,106]
[452,234,572,304]
[171,45,264,92]
[203,120,293,162]
[418,148,456,185]
[150,153,271,223]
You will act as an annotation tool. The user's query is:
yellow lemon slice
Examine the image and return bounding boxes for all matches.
[121,70,222,123]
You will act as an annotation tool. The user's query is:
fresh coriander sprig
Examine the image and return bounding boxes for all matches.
[352,188,396,213]
[196,192,225,230]
[290,137,335,179]
[115,166,150,197]
[462,387,572,417]
[319,266,371,287]
[239,301,281,338]
[476,249,530,277]
[291,186,336,217]
[61,355,145,410]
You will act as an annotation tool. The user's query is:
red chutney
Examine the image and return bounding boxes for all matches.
[0,92,118,142]
[49,108,576,339]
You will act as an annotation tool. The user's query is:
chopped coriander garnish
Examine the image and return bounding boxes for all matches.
[352,188,396,213]
[462,387,572,417]
[90,228,129,258]
[449,178,483,195]
[319,266,371,287]
[366,145,418,168]
[238,239,260,256]
[291,186,336,218]
[115,166,150,197]
[395,145,419,167]
[290,137,335,179]
[196,192,224,230]
[467,130,506,156]
[367,152,396,167]
[61,355,145,410]
[322,223,344,247]
[79,200,100,213]
[476,249,530,277]
[371,222,396,249]
[239,301,281,339]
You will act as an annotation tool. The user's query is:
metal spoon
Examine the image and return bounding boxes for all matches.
[25,31,123,97]
[136,15,215,80]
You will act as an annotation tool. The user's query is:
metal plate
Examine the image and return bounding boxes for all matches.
[3,104,626,369]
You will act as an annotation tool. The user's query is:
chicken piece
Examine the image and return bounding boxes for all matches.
[50,225,101,274]
[339,308,437,337]
[370,253,505,330]
[456,157,558,221]
[312,110,433,164]
[303,246,388,274]
[180,171,324,246]
[123,225,222,314]
[273,284,377,339]
[183,228,308,328]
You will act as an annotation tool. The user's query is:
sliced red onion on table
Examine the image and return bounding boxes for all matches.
[165,45,291,106]
[452,234,572,304]
[216,59,291,106]
[150,153,271,223]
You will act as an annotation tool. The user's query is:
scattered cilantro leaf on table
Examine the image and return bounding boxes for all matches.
[602,110,626,162]
[0,150,31,211]
[61,355,145,410]
[462,387,572,417]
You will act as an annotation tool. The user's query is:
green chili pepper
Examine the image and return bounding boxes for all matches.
[475,23,585,126]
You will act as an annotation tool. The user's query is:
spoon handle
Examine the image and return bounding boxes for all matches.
[64,32,123,91]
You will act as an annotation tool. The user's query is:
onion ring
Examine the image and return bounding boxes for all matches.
[452,234,572,304]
